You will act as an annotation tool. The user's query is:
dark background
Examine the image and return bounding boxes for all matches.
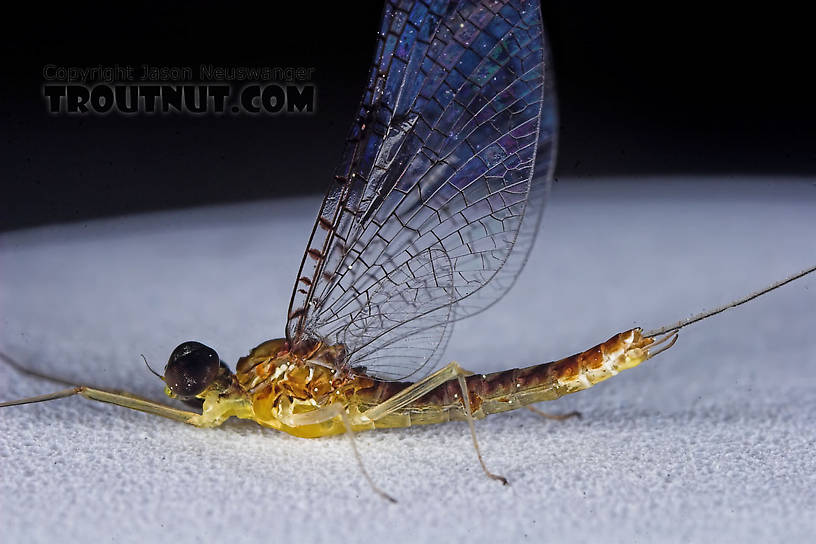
[2,1,813,232]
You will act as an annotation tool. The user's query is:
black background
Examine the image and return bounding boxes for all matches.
[2,1,813,231]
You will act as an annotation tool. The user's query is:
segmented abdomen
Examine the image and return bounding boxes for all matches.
[355,328,654,429]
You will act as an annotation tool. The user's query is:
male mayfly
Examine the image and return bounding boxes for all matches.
[2,0,814,502]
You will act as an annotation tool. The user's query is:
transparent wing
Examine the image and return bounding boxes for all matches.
[343,247,456,380]
[286,0,557,380]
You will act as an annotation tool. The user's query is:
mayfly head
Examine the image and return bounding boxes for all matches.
[163,341,222,400]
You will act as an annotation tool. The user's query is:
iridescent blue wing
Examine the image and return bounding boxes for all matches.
[286,0,557,380]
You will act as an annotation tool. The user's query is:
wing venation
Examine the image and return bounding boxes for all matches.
[286,0,557,380]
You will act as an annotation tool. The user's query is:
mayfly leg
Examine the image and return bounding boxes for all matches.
[454,369,508,485]
[275,402,397,503]
[361,361,508,485]
[524,406,582,421]
[338,409,397,504]
[0,349,80,388]
[0,350,200,424]
[0,384,201,424]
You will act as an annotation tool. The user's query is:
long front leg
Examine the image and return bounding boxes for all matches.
[360,361,508,485]
[1,386,202,425]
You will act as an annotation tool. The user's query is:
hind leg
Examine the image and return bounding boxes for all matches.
[525,405,582,421]
[361,361,508,486]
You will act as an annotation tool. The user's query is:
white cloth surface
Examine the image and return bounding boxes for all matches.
[1,177,815,543]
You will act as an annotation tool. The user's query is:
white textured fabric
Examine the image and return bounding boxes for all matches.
[1,177,814,543]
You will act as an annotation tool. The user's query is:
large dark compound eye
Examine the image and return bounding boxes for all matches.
[164,341,220,399]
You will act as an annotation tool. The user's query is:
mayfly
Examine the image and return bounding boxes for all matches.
[2,0,814,502]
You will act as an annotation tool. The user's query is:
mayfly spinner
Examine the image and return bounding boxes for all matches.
[3,0,814,502]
